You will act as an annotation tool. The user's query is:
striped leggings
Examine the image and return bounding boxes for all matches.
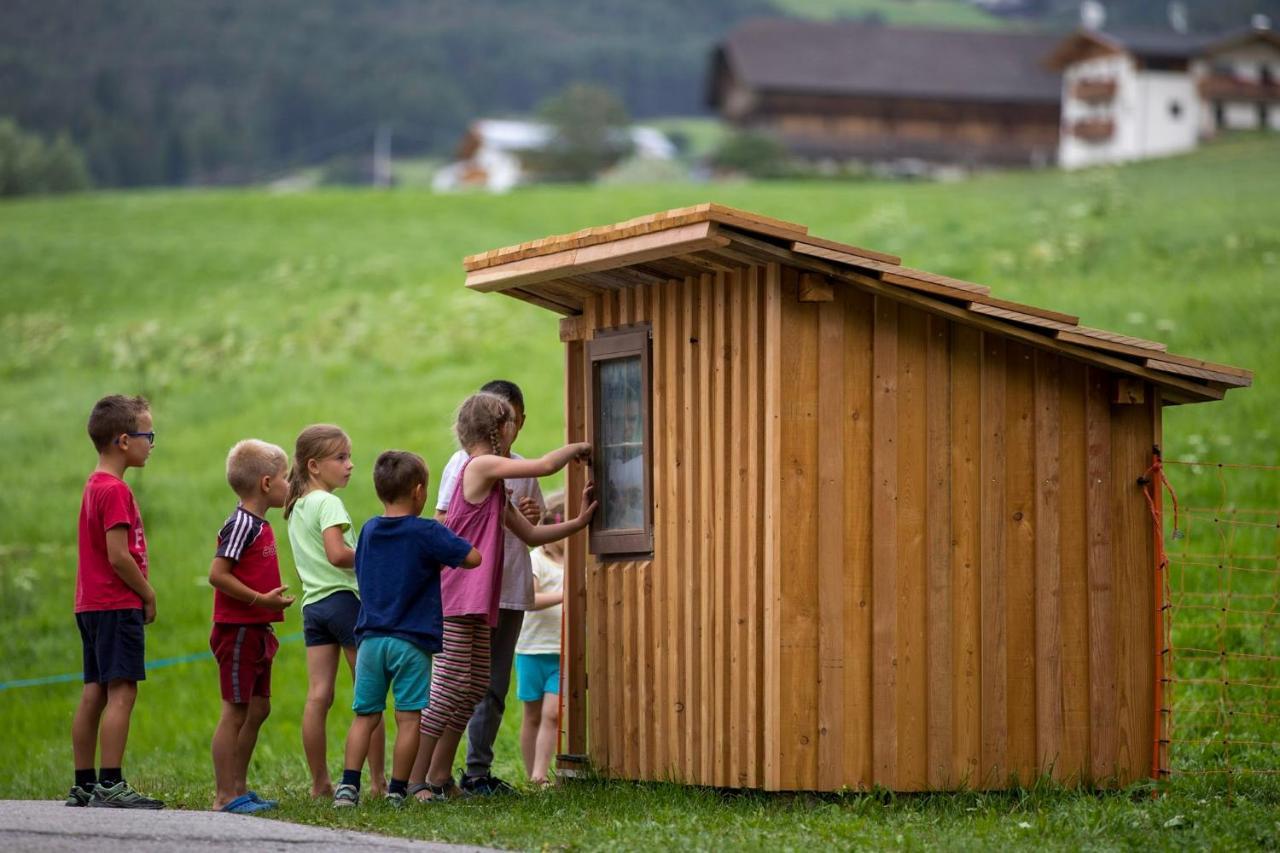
[419,616,490,737]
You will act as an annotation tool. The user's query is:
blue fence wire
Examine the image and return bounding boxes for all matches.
[0,631,304,691]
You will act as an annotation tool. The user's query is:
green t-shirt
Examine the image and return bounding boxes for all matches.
[287,490,358,610]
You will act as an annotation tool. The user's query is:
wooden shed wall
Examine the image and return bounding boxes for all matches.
[771,266,1158,791]
[564,265,771,788]
[561,261,1158,792]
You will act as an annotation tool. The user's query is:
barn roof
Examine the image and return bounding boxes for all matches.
[1045,26,1280,70]
[462,203,1251,405]
[710,19,1062,105]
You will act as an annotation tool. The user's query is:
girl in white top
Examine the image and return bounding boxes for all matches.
[514,493,565,785]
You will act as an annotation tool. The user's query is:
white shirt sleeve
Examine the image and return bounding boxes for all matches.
[435,450,466,512]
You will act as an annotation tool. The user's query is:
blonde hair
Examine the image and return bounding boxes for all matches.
[226,439,288,497]
[540,490,566,563]
[284,424,350,518]
[454,392,514,456]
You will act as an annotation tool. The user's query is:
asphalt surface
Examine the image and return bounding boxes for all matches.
[0,801,497,852]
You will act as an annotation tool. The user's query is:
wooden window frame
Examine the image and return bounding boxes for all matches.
[586,323,654,558]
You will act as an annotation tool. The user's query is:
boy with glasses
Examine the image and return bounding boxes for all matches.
[68,395,163,808]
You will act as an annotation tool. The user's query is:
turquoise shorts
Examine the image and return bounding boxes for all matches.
[352,635,432,714]
[515,652,560,702]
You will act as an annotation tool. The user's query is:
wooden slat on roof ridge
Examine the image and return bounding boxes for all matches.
[462,203,901,272]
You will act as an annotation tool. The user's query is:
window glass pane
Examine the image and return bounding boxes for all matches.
[598,355,645,530]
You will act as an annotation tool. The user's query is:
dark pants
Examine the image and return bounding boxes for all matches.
[463,608,525,779]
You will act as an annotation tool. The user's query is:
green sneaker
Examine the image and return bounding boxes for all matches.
[333,783,359,808]
[65,784,95,807]
[88,780,164,809]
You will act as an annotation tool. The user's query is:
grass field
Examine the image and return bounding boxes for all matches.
[1,135,1278,850]
[770,0,1004,28]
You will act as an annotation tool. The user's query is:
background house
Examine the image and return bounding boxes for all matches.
[1048,24,1280,169]
[708,19,1063,168]
[433,118,676,192]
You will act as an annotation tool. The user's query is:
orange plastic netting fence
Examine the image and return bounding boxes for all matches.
[1150,458,1280,790]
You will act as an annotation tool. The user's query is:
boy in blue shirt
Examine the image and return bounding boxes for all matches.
[334,450,479,807]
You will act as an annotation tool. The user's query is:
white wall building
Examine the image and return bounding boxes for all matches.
[433,119,676,192]
[1046,26,1280,170]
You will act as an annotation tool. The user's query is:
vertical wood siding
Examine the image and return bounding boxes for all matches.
[563,264,1156,791]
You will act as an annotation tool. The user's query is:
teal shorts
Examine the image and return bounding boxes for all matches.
[515,652,560,702]
[352,635,432,714]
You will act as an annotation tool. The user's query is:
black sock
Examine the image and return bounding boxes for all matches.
[341,768,361,790]
[388,778,407,797]
[99,768,123,787]
[75,769,97,789]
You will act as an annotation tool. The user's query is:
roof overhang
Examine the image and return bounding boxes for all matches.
[462,204,1251,405]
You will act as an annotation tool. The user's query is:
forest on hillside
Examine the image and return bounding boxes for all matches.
[2,0,1277,187]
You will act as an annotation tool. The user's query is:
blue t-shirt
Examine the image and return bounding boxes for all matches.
[354,515,474,653]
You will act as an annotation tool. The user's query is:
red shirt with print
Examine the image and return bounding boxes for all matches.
[212,506,285,624]
[76,472,148,613]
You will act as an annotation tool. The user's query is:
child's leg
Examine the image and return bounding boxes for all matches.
[520,701,541,779]
[302,644,340,796]
[234,697,271,795]
[413,618,477,794]
[427,619,489,786]
[98,679,138,772]
[342,713,382,785]
[390,711,421,785]
[211,701,249,808]
[343,644,386,794]
[72,682,107,776]
[531,692,560,784]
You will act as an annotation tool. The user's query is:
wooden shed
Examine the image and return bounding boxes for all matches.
[461,204,1251,792]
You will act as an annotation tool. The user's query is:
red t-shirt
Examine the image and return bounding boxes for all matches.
[76,471,148,613]
[212,506,285,624]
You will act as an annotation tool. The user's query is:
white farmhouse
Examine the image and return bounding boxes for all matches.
[433,119,676,192]
[1047,25,1280,170]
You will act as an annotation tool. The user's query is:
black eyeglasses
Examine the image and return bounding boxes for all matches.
[124,431,156,445]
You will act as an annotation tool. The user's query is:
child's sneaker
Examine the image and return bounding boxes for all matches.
[88,780,164,809]
[459,772,514,796]
[385,791,406,808]
[333,783,359,808]
[65,784,95,807]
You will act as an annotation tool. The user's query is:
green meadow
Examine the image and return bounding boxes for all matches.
[1,135,1278,849]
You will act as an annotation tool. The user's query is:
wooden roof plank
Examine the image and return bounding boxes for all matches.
[1144,358,1253,387]
[464,221,730,292]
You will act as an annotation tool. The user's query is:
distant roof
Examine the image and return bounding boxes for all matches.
[463,119,675,159]
[712,19,1062,105]
[462,203,1250,405]
[1045,25,1280,69]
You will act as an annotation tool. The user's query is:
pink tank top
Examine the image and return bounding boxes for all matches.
[440,456,506,627]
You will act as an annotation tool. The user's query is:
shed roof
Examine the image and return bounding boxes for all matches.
[711,19,1062,105]
[462,203,1251,405]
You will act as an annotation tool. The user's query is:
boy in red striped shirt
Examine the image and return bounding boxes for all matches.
[207,440,296,813]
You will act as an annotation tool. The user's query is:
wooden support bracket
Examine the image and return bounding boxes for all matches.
[798,272,835,302]
[559,314,587,342]
[1111,377,1146,405]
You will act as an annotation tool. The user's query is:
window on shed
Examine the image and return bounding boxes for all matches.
[587,324,653,557]
[1169,99,1183,119]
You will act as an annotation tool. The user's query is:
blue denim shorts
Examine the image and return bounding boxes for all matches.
[515,652,560,702]
[352,635,432,714]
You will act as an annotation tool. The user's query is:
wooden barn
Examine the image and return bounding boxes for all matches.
[708,20,1063,167]
[461,204,1251,792]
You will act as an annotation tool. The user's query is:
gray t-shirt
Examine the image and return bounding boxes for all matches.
[436,449,544,611]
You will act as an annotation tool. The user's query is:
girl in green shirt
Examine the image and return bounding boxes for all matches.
[284,423,386,798]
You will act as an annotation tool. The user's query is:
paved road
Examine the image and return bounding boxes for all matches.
[0,801,497,852]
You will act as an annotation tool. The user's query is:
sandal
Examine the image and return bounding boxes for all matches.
[409,781,453,803]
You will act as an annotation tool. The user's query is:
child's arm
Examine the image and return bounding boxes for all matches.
[468,442,591,484]
[459,546,483,569]
[504,482,596,547]
[322,525,355,569]
[208,558,296,610]
[531,590,563,611]
[104,525,157,624]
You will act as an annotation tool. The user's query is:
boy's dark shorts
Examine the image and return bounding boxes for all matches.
[210,623,278,703]
[302,590,360,648]
[76,608,146,684]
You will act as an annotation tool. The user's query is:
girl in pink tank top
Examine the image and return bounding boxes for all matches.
[409,391,596,801]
